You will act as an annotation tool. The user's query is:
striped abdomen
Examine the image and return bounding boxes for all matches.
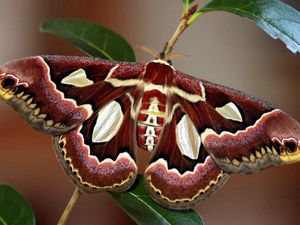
[137,89,166,151]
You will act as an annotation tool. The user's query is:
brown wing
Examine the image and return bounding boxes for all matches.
[53,94,138,192]
[144,98,229,209]
[173,71,300,174]
[0,55,144,135]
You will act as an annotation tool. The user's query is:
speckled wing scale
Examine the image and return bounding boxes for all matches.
[0,56,299,209]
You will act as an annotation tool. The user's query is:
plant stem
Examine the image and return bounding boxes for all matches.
[161,18,189,59]
[161,4,198,59]
[57,188,83,225]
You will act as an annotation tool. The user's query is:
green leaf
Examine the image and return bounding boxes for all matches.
[109,175,203,225]
[0,185,35,225]
[40,19,136,61]
[199,0,300,53]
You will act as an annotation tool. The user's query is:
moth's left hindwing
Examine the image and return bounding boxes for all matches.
[53,95,138,192]
[0,55,145,192]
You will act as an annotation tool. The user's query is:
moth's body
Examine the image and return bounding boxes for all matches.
[0,56,299,209]
[137,88,166,151]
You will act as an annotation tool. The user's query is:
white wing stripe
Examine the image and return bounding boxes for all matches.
[176,115,201,160]
[92,101,124,143]
[61,68,94,87]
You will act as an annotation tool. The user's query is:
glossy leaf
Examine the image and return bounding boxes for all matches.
[109,175,203,225]
[0,185,35,225]
[199,0,300,53]
[40,19,136,61]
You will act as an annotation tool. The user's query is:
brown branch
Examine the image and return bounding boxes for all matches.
[160,3,199,60]
[161,19,189,60]
[57,188,83,225]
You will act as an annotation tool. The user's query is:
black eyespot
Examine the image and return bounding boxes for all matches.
[15,85,26,95]
[284,141,297,153]
[59,142,64,149]
[1,77,15,89]
[273,142,281,154]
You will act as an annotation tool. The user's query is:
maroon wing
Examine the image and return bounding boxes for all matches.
[0,55,144,135]
[145,68,300,209]
[174,70,300,174]
[144,95,229,210]
[0,55,145,192]
[53,94,138,192]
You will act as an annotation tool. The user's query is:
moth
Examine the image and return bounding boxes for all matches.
[0,55,299,209]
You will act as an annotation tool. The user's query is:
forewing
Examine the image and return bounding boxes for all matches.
[0,55,144,135]
[144,99,229,209]
[174,71,300,174]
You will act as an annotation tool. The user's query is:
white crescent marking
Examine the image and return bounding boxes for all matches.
[92,101,124,143]
[176,115,201,160]
[215,102,243,122]
[61,68,94,87]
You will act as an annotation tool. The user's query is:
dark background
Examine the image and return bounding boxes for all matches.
[0,0,299,224]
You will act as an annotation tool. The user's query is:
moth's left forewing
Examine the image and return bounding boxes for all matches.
[0,56,94,134]
[0,56,145,135]
[44,56,145,115]
[198,79,300,174]
[52,89,140,193]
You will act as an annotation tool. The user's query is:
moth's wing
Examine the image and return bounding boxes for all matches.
[53,93,139,192]
[175,71,300,174]
[144,97,229,209]
[0,55,145,192]
[0,55,144,135]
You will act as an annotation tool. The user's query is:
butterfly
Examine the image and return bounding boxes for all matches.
[0,55,299,209]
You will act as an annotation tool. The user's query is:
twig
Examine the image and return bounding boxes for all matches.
[160,4,199,60]
[57,188,83,225]
[161,19,188,59]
